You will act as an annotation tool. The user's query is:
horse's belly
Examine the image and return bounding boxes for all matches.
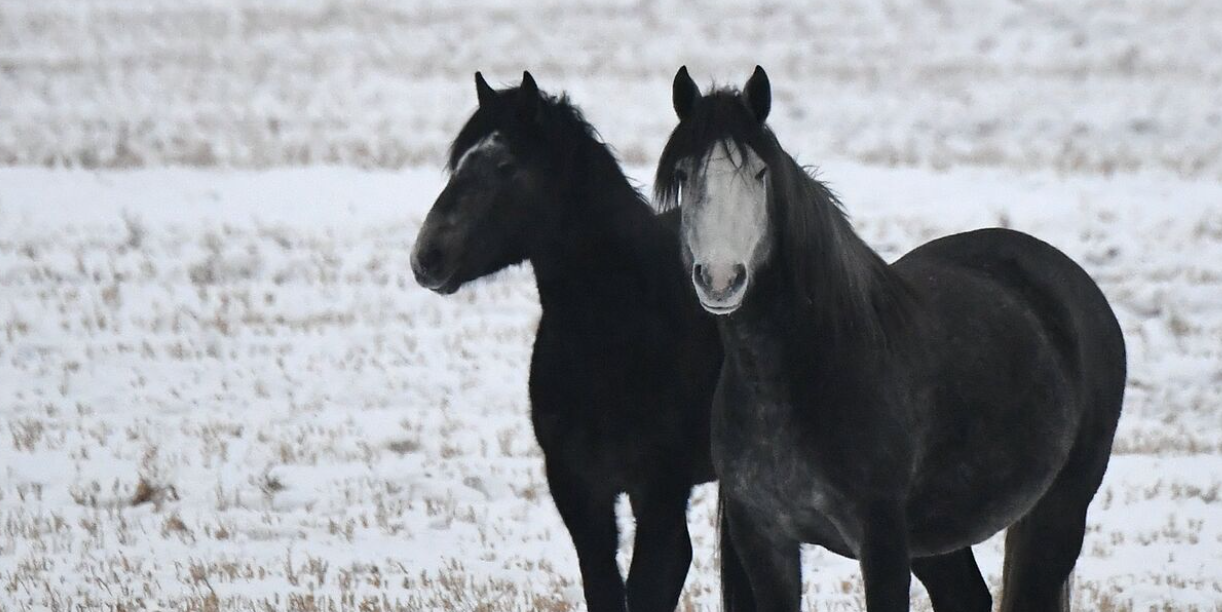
[906,439,1072,555]
[906,359,1081,554]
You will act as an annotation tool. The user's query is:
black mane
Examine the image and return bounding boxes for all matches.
[655,88,914,349]
[447,86,626,185]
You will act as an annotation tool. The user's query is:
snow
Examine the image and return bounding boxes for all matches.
[1,164,1219,610]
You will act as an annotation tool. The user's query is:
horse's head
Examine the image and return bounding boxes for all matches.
[655,66,777,315]
[411,71,551,294]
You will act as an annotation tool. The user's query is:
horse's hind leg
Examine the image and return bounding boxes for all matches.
[911,547,992,612]
[1000,445,1111,612]
[999,495,1084,612]
[625,482,693,612]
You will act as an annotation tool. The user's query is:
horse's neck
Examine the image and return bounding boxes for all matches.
[722,264,889,406]
[529,171,657,306]
[719,280,797,404]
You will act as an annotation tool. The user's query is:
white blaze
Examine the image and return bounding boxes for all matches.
[454,131,503,173]
[683,141,770,301]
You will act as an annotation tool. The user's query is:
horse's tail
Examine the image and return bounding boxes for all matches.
[719,489,755,612]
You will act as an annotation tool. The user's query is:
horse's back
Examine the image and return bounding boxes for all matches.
[897,227,1125,405]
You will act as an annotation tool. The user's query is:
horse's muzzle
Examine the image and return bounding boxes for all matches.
[693,262,747,314]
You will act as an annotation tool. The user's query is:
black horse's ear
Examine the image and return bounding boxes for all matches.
[673,66,700,121]
[520,71,539,99]
[742,65,771,124]
[518,70,542,121]
[475,71,496,107]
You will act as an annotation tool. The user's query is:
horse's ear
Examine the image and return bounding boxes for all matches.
[475,71,496,107]
[520,71,539,99]
[517,70,543,121]
[673,66,700,121]
[742,65,771,124]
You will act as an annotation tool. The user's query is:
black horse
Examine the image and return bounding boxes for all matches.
[654,66,1126,612]
[411,72,723,612]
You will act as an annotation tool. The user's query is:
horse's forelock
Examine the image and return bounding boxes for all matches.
[654,92,764,211]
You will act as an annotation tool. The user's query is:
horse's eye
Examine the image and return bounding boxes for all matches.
[497,161,516,177]
[675,169,688,183]
[755,167,768,182]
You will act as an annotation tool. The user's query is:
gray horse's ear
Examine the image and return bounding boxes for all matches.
[673,66,700,121]
[742,65,771,124]
[475,71,495,107]
[518,71,542,120]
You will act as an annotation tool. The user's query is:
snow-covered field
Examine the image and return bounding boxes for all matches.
[2,0,1222,178]
[1,165,1219,610]
[1,0,1220,610]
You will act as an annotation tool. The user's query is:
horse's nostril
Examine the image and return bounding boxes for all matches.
[729,263,747,290]
[693,262,747,297]
[693,264,712,290]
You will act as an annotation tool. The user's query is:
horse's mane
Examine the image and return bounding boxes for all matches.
[654,90,914,350]
[446,86,630,189]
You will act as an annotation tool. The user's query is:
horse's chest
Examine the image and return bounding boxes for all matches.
[528,317,684,475]
[716,401,857,553]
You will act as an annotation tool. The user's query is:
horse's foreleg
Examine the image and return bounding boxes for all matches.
[546,461,627,612]
[625,482,694,612]
[724,497,801,612]
[859,500,912,612]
